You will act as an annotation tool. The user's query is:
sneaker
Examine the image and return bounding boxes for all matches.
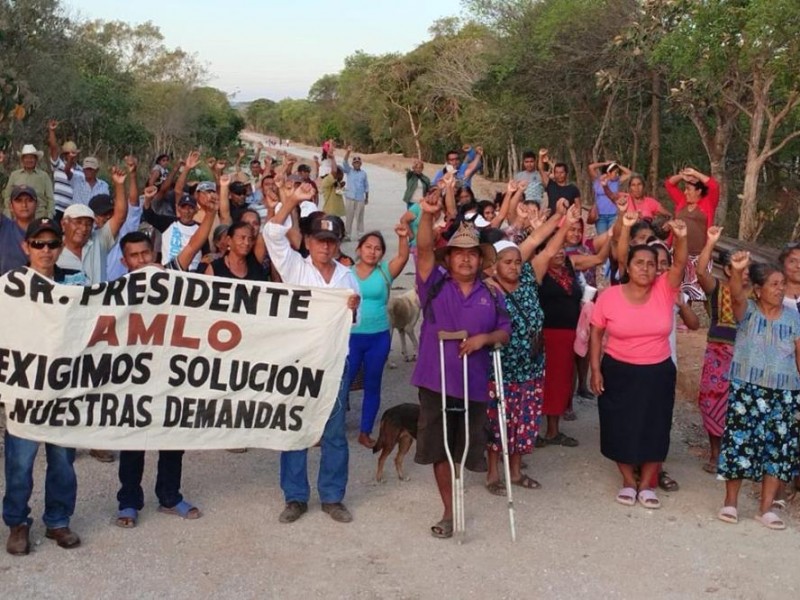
[278,501,308,524]
[321,502,353,523]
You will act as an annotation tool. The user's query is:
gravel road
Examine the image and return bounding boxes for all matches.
[1,138,798,600]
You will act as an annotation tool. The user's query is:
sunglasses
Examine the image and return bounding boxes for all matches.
[28,239,62,250]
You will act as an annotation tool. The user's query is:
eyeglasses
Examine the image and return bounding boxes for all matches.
[28,239,62,250]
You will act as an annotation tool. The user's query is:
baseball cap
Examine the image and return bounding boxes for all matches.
[10,185,38,202]
[196,181,216,193]
[88,194,114,215]
[82,156,100,170]
[25,218,63,240]
[61,141,80,154]
[297,164,311,173]
[299,201,318,218]
[309,215,344,241]
[178,195,198,208]
[63,204,96,220]
[229,181,248,195]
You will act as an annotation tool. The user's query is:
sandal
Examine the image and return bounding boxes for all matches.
[534,437,548,449]
[717,506,738,524]
[549,432,579,447]
[431,518,453,539]
[562,409,577,422]
[158,500,202,520]
[511,474,541,489]
[702,462,718,474]
[616,487,637,507]
[637,489,661,509]
[115,508,138,528]
[772,499,787,511]
[755,511,786,531]
[658,471,680,492]
[485,480,506,496]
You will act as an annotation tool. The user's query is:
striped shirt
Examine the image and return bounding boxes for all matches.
[51,157,81,214]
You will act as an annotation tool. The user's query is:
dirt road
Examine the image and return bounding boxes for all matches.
[1,138,798,599]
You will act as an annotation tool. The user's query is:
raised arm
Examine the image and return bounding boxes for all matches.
[177,197,218,271]
[387,222,411,279]
[517,205,559,262]
[416,191,441,283]
[570,236,612,271]
[728,251,750,322]
[532,203,580,283]
[538,148,550,187]
[218,174,232,225]
[47,120,60,162]
[696,225,723,294]
[588,160,608,181]
[442,173,457,220]
[613,210,638,276]
[107,166,130,239]
[462,146,483,181]
[665,219,689,289]
[125,156,139,207]
[173,151,200,204]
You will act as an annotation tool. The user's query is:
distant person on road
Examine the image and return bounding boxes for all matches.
[402,158,431,208]
[341,146,369,241]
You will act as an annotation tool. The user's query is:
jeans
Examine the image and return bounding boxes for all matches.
[346,330,391,434]
[2,431,77,529]
[595,213,617,234]
[117,450,185,510]
[280,364,349,504]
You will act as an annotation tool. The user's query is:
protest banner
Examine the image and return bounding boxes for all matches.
[0,266,353,451]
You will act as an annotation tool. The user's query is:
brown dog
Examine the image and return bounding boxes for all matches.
[373,403,419,482]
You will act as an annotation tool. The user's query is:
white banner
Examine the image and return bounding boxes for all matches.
[0,266,352,451]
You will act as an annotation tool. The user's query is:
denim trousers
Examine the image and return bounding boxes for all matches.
[117,450,185,511]
[280,364,349,504]
[595,213,617,234]
[3,431,77,529]
[345,330,392,435]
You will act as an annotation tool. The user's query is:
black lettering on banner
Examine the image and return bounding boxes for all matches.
[8,398,31,422]
[215,398,233,428]
[132,353,152,384]
[0,348,8,382]
[99,393,119,426]
[80,282,107,305]
[234,401,255,428]
[48,397,69,426]
[118,394,136,427]
[270,404,287,430]
[102,277,128,306]
[66,397,81,426]
[7,350,35,388]
[164,396,181,426]
[168,355,188,386]
[125,271,148,305]
[136,396,152,426]
[29,273,55,304]
[49,357,72,390]
[289,290,311,319]
[233,284,259,315]
[208,281,232,311]
[85,393,100,426]
[184,278,209,308]
[264,287,289,316]
[148,272,169,305]
[195,399,217,427]
[4,270,25,298]
[288,406,304,431]
[179,398,197,428]
[29,400,53,425]
[255,402,273,427]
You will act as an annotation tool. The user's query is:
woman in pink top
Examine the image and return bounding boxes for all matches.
[589,219,688,509]
[602,174,672,221]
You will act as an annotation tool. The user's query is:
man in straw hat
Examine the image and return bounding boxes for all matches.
[2,144,54,219]
[412,189,511,539]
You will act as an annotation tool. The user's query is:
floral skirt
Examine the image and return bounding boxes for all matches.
[486,378,543,455]
[717,379,800,482]
[698,341,734,437]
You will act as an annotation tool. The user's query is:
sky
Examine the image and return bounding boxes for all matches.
[64,0,465,102]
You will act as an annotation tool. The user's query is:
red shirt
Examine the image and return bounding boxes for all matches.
[664,177,719,228]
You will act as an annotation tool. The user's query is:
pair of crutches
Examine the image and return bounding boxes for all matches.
[438,331,516,543]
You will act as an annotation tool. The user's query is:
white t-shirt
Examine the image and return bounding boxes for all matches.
[161,221,200,271]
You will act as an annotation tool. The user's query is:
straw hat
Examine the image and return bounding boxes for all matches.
[17,144,43,158]
[435,221,496,270]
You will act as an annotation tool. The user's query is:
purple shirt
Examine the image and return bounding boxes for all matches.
[411,267,511,402]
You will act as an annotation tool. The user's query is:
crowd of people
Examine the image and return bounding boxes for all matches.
[0,127,798,555]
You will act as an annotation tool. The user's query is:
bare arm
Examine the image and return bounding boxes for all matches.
[538,148,550,187]
[179,198,218,272]
[589,325,605,395]
[570,238,611,271]
[47,120,60,162]
[665,219,689,289]
[416,193,441,283]
[532,204,580,282]
[677,296,700,330]
[387,223,411,279]
[107,167,130,239]
[728,251,751,322]
[696,226,723,294]
[218,174,232,225]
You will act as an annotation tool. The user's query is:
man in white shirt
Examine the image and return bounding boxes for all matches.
[263,183,360,525]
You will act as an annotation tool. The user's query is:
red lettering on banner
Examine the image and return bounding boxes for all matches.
[87,316,120,347]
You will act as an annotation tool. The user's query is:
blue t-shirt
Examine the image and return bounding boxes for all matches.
[351,261,392,334]
[730,300,800,390]
[593,177,619,215]
[0,215,26,275]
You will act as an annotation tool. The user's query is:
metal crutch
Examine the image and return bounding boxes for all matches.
[492,345,517,542]
[438,330,469,542]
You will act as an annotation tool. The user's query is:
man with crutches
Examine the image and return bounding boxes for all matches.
[411,189,510,540]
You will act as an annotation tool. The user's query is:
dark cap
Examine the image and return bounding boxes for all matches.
[308,215,344,241]
[10,185,38,202]
[297,164,311,173]
[88,194,114,215]
[178,195,198,208]
[196,181,216,193]
[25,217,62,240]
[229,181,248,196]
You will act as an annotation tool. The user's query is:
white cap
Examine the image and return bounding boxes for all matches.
[493,240,519,255]
[63,204,96,220]
[299,201,318,218]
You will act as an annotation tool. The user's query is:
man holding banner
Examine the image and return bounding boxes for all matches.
[264,183,360,524]
[4,218,80,556]
[113,193,219,528]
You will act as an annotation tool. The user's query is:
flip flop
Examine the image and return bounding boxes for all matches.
[702,462,718,474]
[637,489,661,509]
[115,507,138,528]
[549,432,579,447]
[511,474,541,489]
[616,487,637,506]
[754,511,786,531]
[431,518,453,539]
[485,480,506,496]
[158,500,202,520]
[717,506,738,524]
[771,499,787,511]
